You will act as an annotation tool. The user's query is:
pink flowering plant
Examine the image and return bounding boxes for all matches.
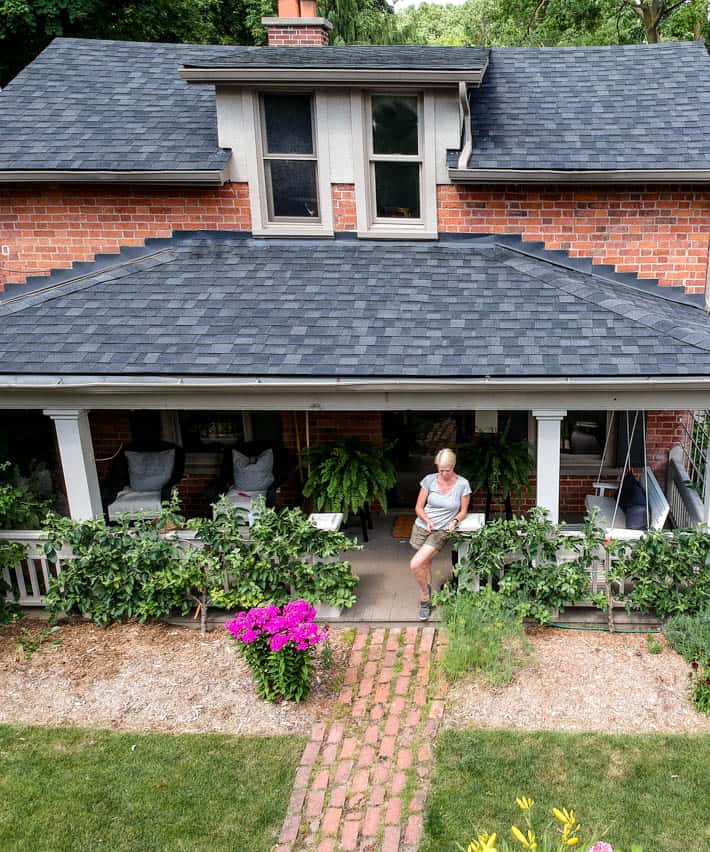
[226,599,328,702]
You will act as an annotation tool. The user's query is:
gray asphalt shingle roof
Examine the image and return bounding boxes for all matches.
[1,37,708,174]
[183,45,489,69]
[0,38,232,172]
[467,41,710,170]
[1,232,709,378]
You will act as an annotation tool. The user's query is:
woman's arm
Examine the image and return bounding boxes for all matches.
[447,493,471,532]
[415,487,433,531]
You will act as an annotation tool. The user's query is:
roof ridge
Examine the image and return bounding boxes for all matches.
[491,234,705,310]
[498,249,710,355]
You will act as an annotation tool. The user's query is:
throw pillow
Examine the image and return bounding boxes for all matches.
[126,449,176,492]
[619,472,646,511]
[625,503,648,530]
[233,448,275,492]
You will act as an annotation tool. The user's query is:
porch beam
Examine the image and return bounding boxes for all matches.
[44,409,103,520]
[533,410,566,524]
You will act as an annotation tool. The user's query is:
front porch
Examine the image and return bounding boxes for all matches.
[2,404,707,623]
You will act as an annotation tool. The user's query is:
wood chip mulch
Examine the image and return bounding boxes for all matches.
[444,626,710,734]
[0,618,348,736]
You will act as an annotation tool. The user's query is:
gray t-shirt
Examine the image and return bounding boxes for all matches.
[415,473,472,531]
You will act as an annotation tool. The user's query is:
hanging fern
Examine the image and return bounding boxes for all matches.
[301,439,397,517]
[457,424,534,520]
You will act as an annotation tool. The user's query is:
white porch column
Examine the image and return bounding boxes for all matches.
[532,410,566,525]
[44,409,103,520]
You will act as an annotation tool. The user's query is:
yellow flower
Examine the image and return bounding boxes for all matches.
[515,796,535,812]
[467,833,498,852]
[564,838,580,847]
[511,826,538,849]
[552,807,576,826]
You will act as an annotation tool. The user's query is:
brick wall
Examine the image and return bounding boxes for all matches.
[332,184,357,232]
[438,184,710,294]
[264,24,329,45]
[0,183,251,288]
[89,411,132,480]
[645,409,691,488]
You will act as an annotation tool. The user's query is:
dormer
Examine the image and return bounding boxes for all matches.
[180,3,488,239]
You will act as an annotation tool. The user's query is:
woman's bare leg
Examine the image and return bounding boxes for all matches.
[410,544,437,601]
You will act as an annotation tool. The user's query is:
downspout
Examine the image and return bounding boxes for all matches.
[705,236,710,314]
[457,81,473,171]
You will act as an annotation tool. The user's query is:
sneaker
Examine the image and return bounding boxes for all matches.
[418,599,431,621]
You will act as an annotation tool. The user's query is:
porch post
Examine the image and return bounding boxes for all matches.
[44,409,103,520]
[532,410,566,525]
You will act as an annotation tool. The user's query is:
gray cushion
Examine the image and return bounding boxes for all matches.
[585,494,627,529]
[232,448,274,491]
[107,488,162,521]
[625,503,648,530]
[125,449,175,492]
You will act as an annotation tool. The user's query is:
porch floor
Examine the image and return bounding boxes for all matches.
[339,512,454,623]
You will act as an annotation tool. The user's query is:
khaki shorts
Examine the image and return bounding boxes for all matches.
[409,524,450,553]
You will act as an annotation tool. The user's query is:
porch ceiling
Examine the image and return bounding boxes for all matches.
[1,231,710,381]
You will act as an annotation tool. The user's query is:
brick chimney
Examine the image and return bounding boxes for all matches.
[262,0,332,46]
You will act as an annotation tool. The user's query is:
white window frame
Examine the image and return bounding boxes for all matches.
[243,89,334,238]
[351,89,437,240]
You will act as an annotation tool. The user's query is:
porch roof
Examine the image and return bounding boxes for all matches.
[1,231,710,380]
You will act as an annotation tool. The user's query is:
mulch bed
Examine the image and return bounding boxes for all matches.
[0,617,348,735]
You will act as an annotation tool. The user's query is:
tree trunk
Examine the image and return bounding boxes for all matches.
[485,488,492,524]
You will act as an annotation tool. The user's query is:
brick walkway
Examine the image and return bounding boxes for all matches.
[277,627,447,852]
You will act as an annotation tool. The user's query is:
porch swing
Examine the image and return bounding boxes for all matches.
[584,411,669,534]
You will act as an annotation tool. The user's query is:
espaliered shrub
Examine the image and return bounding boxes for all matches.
[606,528,710,619]
[454,508,602,623]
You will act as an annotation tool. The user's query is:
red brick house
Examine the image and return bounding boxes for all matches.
[1,1,709,528]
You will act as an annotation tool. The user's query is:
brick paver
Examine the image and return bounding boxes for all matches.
[277,626,446,851]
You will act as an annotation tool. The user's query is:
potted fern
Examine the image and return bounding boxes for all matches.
[457,425,534,522]
[300,439,397,541]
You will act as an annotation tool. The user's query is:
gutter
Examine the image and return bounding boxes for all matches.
[0,166,230,186]
[448,167,710,184]
[3,375,710,391]
[180,67,486,87]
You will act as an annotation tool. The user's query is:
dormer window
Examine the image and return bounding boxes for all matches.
[370,94,421,220]
[352,90,437,239]
[261,93,319,220]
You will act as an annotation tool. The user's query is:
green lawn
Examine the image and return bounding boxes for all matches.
[0,724,304,852]
[423,729,710,851]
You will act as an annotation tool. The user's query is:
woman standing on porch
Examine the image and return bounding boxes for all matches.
[409,448,471,621]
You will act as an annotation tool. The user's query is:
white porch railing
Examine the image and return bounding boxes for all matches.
[0,531,73,607]
[667,445,705,529]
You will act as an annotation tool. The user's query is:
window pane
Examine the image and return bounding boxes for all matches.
[561,411,607,455]
[374,162,420,219]
[267,159,319,218]
[263,94,314,155]
[372,95,418,155]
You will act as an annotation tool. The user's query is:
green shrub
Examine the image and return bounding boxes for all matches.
[607,528,710,619]
[454,508,601,623]
[43,499,193,626]
[665,605,710,662]
[437,588,532,685]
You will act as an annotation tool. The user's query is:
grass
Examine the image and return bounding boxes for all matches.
[437,590,532,686]
[422,729,710,852]
[0,724,305,852]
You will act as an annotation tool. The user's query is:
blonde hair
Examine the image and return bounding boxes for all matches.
[434,448,456,468]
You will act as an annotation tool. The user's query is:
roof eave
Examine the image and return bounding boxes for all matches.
[0,166,230,186]
[180,67,485,87]
[448,167,710,184]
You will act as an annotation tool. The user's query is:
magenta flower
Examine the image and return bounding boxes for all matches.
[588,844,613,852]
[226,599,328,652]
